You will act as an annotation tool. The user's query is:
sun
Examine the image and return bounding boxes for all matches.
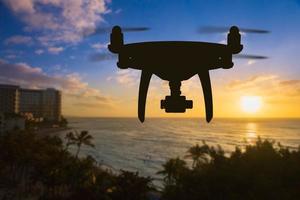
[240,96,262,113]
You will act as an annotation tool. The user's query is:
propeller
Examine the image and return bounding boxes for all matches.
[234,54,268,59]
[89,53,268,62]
[86,26,149,61]
[197,26,270,60]
[89,52,117,62]
[82,26,150,37]
[198,26,270,34]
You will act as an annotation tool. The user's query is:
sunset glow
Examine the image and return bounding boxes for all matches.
[240,96,262,114]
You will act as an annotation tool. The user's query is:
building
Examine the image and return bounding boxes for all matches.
[0,84,20,114]
[41,88,62,121]
[0,84,62,122]
[20,89,43,119]
[0,113,4,134]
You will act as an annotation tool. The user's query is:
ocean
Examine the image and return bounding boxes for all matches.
[63,118,300,184]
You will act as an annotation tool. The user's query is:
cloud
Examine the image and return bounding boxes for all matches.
[106,69,166,104]
[2,0,109,46]
[114,69,140,86]
[227,75,278,90]
[48,46,64,54]
[106,70,139,87]
[4,35,33,45]
[279,80,300,86]
[115,8,122,14]
[278,80,300,96]
[1,0,35,13]
[247,60,256,65]
[35,49,44,55]
[73,102,113,109]
[0,59,113,107]
[227,74,300,97]
[91,42,108,50]
[107,69,166,92]
[5,54,17,59]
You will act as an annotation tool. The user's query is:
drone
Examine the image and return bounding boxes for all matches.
[98,25,269,123]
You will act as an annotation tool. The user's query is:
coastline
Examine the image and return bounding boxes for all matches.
[35,127,71,136]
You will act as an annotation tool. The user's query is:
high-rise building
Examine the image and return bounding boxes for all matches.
[0,84,20,113]
[41,88,62,121]
[0,113,4,134]
[19,89,43,119]
[0,84,61,121]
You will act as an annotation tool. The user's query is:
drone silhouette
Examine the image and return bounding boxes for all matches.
[106,25,268,123]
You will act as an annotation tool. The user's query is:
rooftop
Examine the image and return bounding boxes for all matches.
[0,84,60,92]
[0,84,20,89]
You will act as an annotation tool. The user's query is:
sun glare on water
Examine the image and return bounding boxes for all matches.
[240,96,262,113]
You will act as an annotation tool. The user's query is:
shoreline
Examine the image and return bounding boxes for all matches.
[35,126,71,136]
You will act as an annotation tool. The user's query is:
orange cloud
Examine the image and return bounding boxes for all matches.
[227,75,278,90]
[227,74,300,97]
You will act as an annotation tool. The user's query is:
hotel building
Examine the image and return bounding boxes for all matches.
[0,84,61,122]
[0,84,20,113]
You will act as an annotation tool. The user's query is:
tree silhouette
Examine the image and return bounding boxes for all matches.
[0,129,154,199]
[157,157,187,185]
[185,142,210,168]
[64,131,75,150]
[110,170,153,200]
[68,130,95,158]
[160,138,300,200]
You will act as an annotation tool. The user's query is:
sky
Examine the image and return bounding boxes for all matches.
[0,0,300,118]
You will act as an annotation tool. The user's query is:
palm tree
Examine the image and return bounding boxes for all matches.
[185,142,210,168]
[70,130,95,158]
[64,131,75,150]
[112,170,153,200]
[157,157,187,185]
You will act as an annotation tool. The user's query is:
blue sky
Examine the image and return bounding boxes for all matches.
[0,0,300,117]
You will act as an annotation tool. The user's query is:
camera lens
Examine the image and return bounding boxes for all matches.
[186,100,193,109]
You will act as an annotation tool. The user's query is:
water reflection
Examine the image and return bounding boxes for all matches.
[246,122,258,144]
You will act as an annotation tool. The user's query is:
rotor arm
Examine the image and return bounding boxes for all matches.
[198,71,213,122]
[227,26,243,54]
[138,70,152,122]
[108,26,124,53]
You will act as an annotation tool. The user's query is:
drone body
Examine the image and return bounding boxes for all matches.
[108,26,243,123]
